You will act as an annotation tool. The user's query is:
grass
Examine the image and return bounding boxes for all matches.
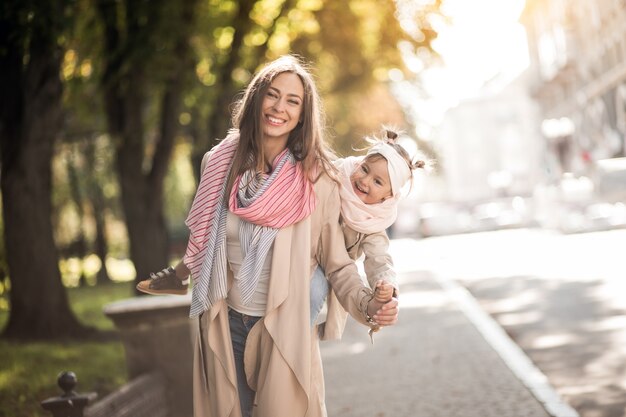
[0,281,134,417]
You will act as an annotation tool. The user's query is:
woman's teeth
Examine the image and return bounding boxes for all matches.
[267,116,285,125]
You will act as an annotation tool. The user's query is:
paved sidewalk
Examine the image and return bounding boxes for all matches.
[320,270,577,417]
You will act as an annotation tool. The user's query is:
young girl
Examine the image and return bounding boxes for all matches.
[311,128,427,339]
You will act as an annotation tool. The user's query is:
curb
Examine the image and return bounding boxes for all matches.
[435,274,580,417]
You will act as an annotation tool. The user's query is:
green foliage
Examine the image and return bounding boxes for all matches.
[164,142,196,230]
[182,0,442,158]
[0,281,134,333]
[0,282,133,417]
[0,198,6,280]
[61,0,106,132]
[66,281,135,330]
[299,0,441,145]
[52,137,123,258]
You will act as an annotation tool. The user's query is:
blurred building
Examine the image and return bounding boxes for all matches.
[390,74,544,238]
[521,0,626,197]
[438,72,544,202]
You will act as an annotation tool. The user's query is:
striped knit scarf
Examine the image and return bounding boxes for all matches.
[185,134,316,317]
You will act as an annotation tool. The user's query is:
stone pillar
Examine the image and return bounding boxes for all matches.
[104,295,194,417]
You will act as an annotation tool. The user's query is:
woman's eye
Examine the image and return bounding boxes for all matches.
[288,99,300,105]
[375,179,382,186]
[268,92,278,98]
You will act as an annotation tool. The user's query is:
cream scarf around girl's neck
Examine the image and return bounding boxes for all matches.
[335,156,399,234]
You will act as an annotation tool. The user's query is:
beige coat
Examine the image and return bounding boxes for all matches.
[342,224,397,289]
[192,173,374,417]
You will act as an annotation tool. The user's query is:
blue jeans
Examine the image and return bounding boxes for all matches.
[310,265,329,326]
[228,308,262,417]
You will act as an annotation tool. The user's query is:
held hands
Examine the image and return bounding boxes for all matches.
[367,280,399,327]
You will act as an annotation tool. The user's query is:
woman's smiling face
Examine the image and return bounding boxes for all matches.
[350,157,392,204]
[261,72,304,144]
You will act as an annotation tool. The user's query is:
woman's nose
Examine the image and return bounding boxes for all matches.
[272,97,285,112]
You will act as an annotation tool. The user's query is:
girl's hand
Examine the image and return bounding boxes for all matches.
[374,280,394,303]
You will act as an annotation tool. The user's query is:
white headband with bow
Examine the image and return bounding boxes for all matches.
[366,140,411,196]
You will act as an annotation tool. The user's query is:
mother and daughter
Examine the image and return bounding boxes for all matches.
[137,55,426,417]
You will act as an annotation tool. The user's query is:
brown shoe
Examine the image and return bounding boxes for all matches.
[136,266,188,295]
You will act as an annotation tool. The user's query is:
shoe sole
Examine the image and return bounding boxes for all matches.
[136,284,188,296]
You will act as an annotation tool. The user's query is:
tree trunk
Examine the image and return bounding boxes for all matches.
[97,0,197,290]
[94,206,112,285]
[0,1,91,339]
[65,148,88,286]
[202,0,257,161]
[111,68,171,287]
[116,123,170,288]
[84,139,113,284]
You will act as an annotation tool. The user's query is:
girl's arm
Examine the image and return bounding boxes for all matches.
[360,231,399,297]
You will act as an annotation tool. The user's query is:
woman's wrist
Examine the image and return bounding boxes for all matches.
[366,297,384,323]
[359,291,376,324]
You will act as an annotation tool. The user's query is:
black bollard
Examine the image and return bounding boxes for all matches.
[40,371,97,417]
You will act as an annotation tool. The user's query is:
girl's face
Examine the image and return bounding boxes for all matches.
[350,157,393,204]
[261,72,304,144]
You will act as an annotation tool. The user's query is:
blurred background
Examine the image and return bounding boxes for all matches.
[393,0,626,238]
[1,0,625,416]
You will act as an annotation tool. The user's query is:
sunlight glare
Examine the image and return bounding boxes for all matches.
[425,0,529,102]
[532,333,580,349]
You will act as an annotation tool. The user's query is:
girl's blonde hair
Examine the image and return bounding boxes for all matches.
[364,126,428,163]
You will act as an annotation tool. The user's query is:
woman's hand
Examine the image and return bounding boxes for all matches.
[367,296,399,327]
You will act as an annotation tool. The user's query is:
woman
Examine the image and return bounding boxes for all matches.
[138,55,399,417]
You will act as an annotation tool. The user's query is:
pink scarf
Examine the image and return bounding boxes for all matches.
[335,156,398,234]
[228,149,315,227]
[184,133,316,317]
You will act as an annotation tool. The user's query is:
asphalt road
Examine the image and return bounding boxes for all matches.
[388,229,626,417]
[321,269,554,417]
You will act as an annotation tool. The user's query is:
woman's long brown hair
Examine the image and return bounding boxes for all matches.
[225,55,337,196]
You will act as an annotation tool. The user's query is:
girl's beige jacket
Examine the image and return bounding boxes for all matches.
[192,172,374,417]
